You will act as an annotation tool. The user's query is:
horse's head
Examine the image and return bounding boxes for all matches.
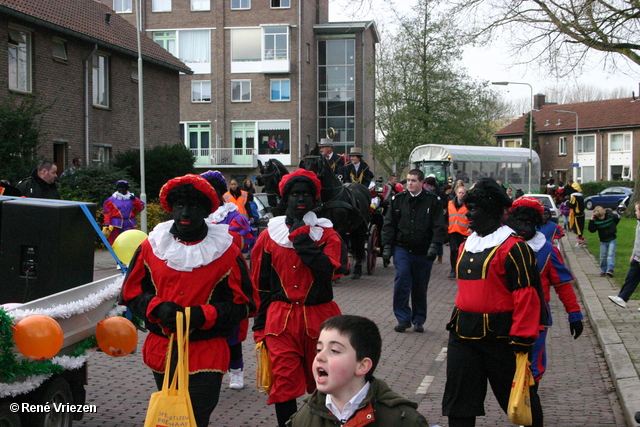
[300,155,327,179]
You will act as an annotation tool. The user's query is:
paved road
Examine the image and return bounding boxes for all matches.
[82,241,632,427]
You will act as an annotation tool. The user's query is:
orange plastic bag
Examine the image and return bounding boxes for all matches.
[508,352,535,425]
[144,308,196,427]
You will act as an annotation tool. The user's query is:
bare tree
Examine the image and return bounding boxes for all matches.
[449,0,640,78]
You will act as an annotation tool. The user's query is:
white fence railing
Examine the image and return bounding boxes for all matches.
[191,148,256,168]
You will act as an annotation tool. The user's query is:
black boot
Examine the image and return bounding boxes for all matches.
[351,262,362,280]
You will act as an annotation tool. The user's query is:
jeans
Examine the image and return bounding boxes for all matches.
[619,259,640,302]
[599,239,616,273]
[392,246,434,325]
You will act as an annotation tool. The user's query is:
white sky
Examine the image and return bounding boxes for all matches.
[329,0,640,104]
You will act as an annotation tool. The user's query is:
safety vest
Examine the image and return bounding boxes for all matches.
[448,200,470,236]
[223,191,249,218]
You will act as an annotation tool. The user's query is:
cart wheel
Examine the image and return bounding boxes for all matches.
[366,224,378,275]
[28,377,73,427]
[0,402,22,427]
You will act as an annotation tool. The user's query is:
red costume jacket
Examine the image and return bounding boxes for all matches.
[451,227,546,341]
[121,221,257,373]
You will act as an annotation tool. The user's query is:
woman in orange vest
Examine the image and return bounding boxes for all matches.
[447,186,470,279]
[223,179,252,219]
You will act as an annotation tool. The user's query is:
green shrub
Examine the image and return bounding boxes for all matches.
[112,144,196,202]
[58,165,138,206]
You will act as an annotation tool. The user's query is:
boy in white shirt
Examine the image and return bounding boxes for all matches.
[289,315,428,426]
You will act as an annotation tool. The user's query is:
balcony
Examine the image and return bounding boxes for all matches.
[191,148,257,169]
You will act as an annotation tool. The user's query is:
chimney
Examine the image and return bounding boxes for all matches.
[105,11,111,25]
[534,93,546,110]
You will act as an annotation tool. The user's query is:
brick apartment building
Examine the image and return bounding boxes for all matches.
[0,0,190,175]
[106,0,379,182]
[494,94,640,185]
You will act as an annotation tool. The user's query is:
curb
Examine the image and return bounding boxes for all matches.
[561,234,640,427]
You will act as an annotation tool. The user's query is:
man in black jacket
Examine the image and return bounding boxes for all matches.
[382,169,446,333]
[16,160,60,199]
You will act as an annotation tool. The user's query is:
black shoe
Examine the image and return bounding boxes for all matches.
[413,323,424,333]
[394,321,411,332]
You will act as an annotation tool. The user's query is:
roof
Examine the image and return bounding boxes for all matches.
[494,97,640,137]
[0,0,191,74]
[315,20,380,43]
[409,144,540,166]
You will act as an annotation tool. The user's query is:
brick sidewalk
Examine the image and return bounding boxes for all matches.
[81,248,627,426]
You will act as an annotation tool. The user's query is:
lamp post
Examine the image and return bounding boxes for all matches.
[134,0,147,233]
[554,110,578,184]
[492,81,534,192]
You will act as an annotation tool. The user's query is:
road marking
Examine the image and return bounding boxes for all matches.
[416,347,447,394]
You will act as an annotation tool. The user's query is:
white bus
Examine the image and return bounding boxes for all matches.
[409,144,541,193]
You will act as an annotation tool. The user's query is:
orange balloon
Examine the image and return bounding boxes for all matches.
[12,315,63,360]
[95,316,137,357]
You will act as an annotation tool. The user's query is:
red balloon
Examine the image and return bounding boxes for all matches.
[12,315,64,360]
[95,316,137,357]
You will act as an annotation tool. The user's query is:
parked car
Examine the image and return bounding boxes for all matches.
[617,194,631,214]
[584,186,633,210]
[253,193,273,235]
[523,193,560,223]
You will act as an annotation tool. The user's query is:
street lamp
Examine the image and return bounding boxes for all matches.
[554,110,578,183]
[492,81,534,192]
[134,0,147,233]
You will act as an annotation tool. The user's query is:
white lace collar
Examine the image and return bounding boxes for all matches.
[208,202,238,223]
[526,231,547,252]
[464,225,515,253]
[148,220,233,271]
[267,211,333,249]
[112,191,134,201]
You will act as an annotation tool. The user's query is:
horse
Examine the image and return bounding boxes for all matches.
[299,153,371,279]
[255,158,289,208]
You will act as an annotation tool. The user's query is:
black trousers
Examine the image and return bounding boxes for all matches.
[449,232,467,271]
[442,332,543,426]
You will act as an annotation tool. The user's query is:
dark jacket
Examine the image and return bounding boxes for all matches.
[588,211,620,242]
[382,190,446,254]
[288,378,429,427]
[342,160,374,188]
[16,170,60,199]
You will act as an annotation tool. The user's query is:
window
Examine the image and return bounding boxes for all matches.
[500,139,522,148]
[153,30,210,73]
[92,53,109,107]
[270,79,290,101]
[231,0,250,9]
[264,26,288,60]
[152,31,177,56]
[318,39,355,149]
[575,135,595,153]
[152,0,171,12]
[94,145,111,164]
[192,80,211,102]
[130,61,138,81]
[231,28,261,62]
[579,166,595,183]
[610,132,631,152]
[187,123,211,157]
[231,80,251,102]
[113,0,132,12]
[306,43,311,63]
[271,0,290,8]
[559,136,567,155]
[52,38,67,61]
[8,28,31,92]
[191,0,210,11]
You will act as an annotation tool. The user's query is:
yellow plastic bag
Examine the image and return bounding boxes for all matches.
[144,308,196,427]
[255,340,273,393]
[508,352,535,425]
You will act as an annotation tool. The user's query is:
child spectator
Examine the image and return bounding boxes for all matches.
[589,206,620,277]
[538,206,565,245]
[289,315,428,426]
[609,201,640,310]
[559,196,571,231]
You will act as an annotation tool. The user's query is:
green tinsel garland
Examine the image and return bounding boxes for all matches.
[0,308,98,383]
